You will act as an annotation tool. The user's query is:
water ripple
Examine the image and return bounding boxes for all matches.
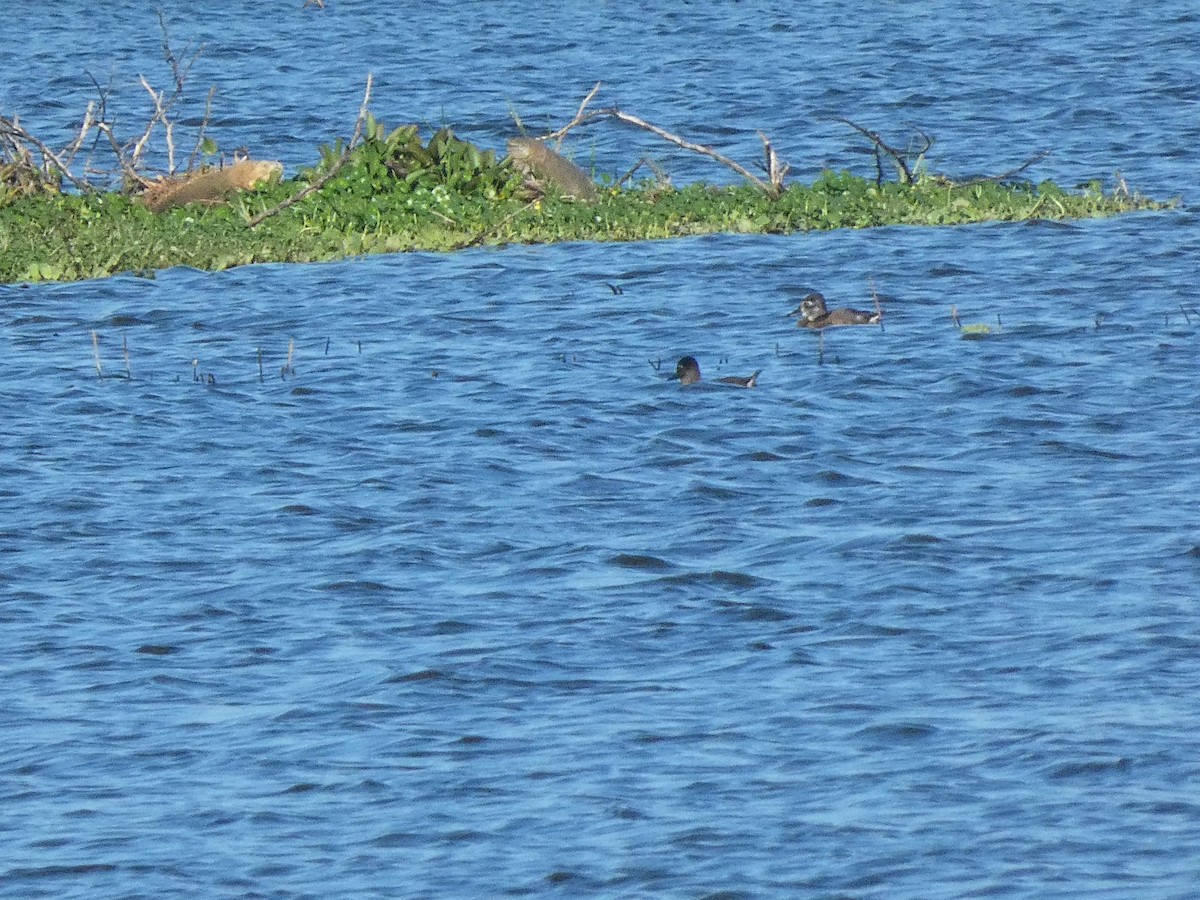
[3,4,1200,899]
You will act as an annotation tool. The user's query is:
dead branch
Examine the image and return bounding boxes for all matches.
[132,75,170,171]
[908,125,934,161]
[157,10,202,95]
[542,83,787,197]
[758,130,790,195]
[96,119,151,187]
[0,114,93,192]
[125,14,204,175]
[248,73,373,228]
[616,156,670,188]
[838,117,920,186]
[61,101,98,170]
[185,86,218,172]
[549,80,604,145]
[3,17,218,194]
[957,150,1052,185]
[80,71,115,181]
[604,107,777,194]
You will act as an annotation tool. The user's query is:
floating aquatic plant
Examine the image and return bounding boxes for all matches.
[0,69,1175,284]
[952,306,1000,339]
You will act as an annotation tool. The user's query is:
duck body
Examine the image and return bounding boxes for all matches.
[674,355,759,388]
[790,292,881,329]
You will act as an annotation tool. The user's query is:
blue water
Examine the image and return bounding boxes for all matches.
[3,2,1200,898]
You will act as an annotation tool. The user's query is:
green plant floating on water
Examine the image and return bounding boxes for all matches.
[959,323,994,339]
[952,306,999,339]
[0,88,1178,284]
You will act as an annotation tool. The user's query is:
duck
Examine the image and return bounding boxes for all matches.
[789,291,882,329]
[674,355,760,388]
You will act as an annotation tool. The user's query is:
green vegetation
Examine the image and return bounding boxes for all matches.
[0,121,1172,285]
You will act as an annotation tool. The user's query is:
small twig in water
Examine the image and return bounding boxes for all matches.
[91,330,103,378]
[280,338,296,378]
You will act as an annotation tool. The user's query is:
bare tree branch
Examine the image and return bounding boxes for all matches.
[186,86,218,172]
[0,114,93,192]
[838,117,917,185]
[248,73,373,228]
[539,84,787,197]
[958,150,1052,185]
[758,130,790,195]
[548,80,604,145]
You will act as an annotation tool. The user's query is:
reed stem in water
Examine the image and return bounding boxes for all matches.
[91,330,102,378]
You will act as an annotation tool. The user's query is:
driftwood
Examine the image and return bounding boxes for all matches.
[1,13,225,194]
[837,118,931,186]
[137,159,283,212]
[839,117,1051,188]
[537,81,790,198]
[615,156,671,189]
[957,150,1052,186]
[0,113,94,193]
[99,12,211,187]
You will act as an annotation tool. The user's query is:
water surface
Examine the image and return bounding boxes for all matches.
[2,2,1199,898]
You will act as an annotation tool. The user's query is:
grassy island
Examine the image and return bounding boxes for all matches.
[0,115,1171,285]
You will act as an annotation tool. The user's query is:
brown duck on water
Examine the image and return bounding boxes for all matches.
[673,356,760,388]
[789,291,882,329]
